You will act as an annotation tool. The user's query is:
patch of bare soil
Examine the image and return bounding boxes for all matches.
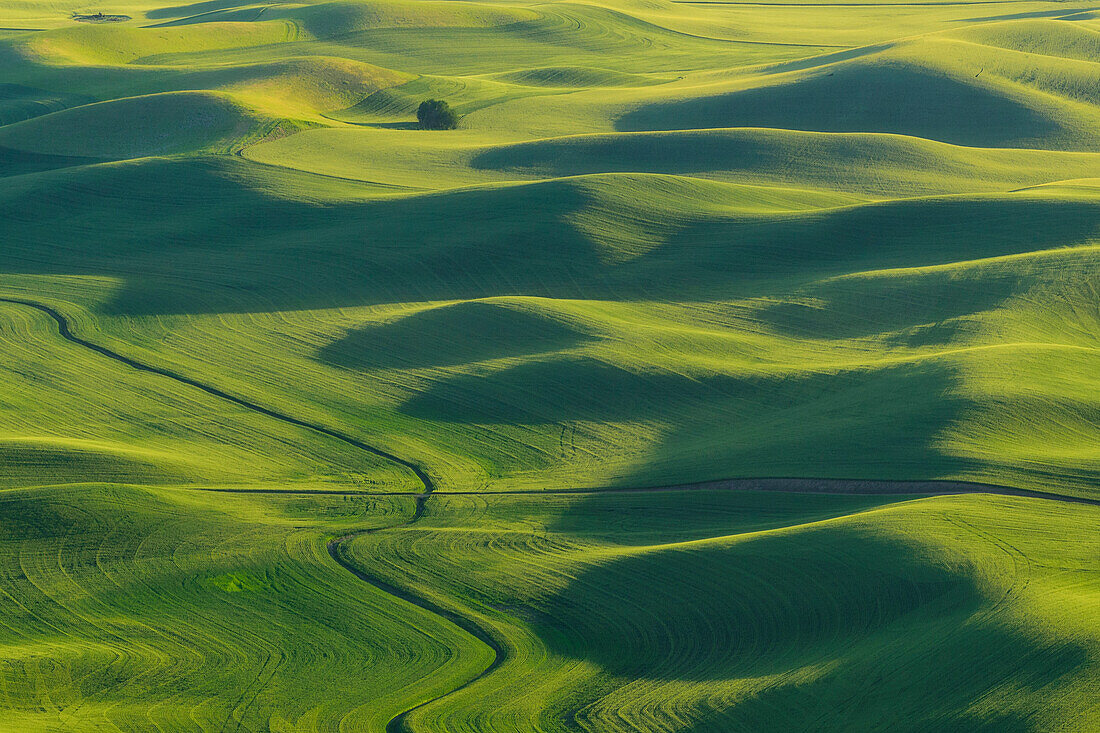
[73,12,130,22]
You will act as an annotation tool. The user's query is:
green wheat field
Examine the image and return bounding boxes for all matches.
[0,0,1098,729]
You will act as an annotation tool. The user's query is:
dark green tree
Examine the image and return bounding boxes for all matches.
[416,99,459,130]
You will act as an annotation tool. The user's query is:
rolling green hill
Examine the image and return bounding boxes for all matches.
[0,0,1097,729]
[0,485,1095,730]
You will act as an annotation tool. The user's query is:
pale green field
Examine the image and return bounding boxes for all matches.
[0,0,1098,729]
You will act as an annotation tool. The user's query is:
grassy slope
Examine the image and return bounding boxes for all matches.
[0,0,1098,730]
[0,484,495,732]
[2,482,1091,726]
[1,485,1096,732]
[341,490,1100,732]
[0,298,420,490]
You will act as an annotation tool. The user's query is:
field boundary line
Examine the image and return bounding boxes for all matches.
[202,478,1100,506]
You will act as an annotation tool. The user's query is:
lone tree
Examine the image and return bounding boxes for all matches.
[417,99,459,130]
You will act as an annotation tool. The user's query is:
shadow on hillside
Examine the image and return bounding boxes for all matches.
[675,627,1083,731]
[0,145,104,178]
[615,63,1064,149]
[400,356,815,424]
[959,7,1100,22]
[316,300,593,371]
[401,352,974,475]
[529,522,1087,728]
[3,158,1100,318]
[0,84,94,127]
[534,527,982,681]
[359,121,419,130]
[543,489,902,546]
[145,0,259,20]
[754,268,1023,343]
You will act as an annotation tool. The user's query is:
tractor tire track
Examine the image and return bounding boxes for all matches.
[0,296,504,732]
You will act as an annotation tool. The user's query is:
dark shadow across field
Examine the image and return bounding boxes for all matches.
[544,488,906,544]
[144,0,261,19]
[959,6,1100,22]
[755,269,1022,342]
[401,356,976,482]
[677,626,1085,732]
[536,528,983,681]
[615,63,1064,149]
[317,300,593,371]
[528,522,1088,729]
[3,158,1099,317]
[0,83,94,127]
[0,145,105,177]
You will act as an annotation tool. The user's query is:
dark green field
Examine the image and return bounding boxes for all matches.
[0,0,1098,729]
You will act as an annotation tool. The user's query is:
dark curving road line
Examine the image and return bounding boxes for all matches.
[324,491,506,732]
[327,531,506,733]
[0,295,502,732]
[0,296,434,492]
